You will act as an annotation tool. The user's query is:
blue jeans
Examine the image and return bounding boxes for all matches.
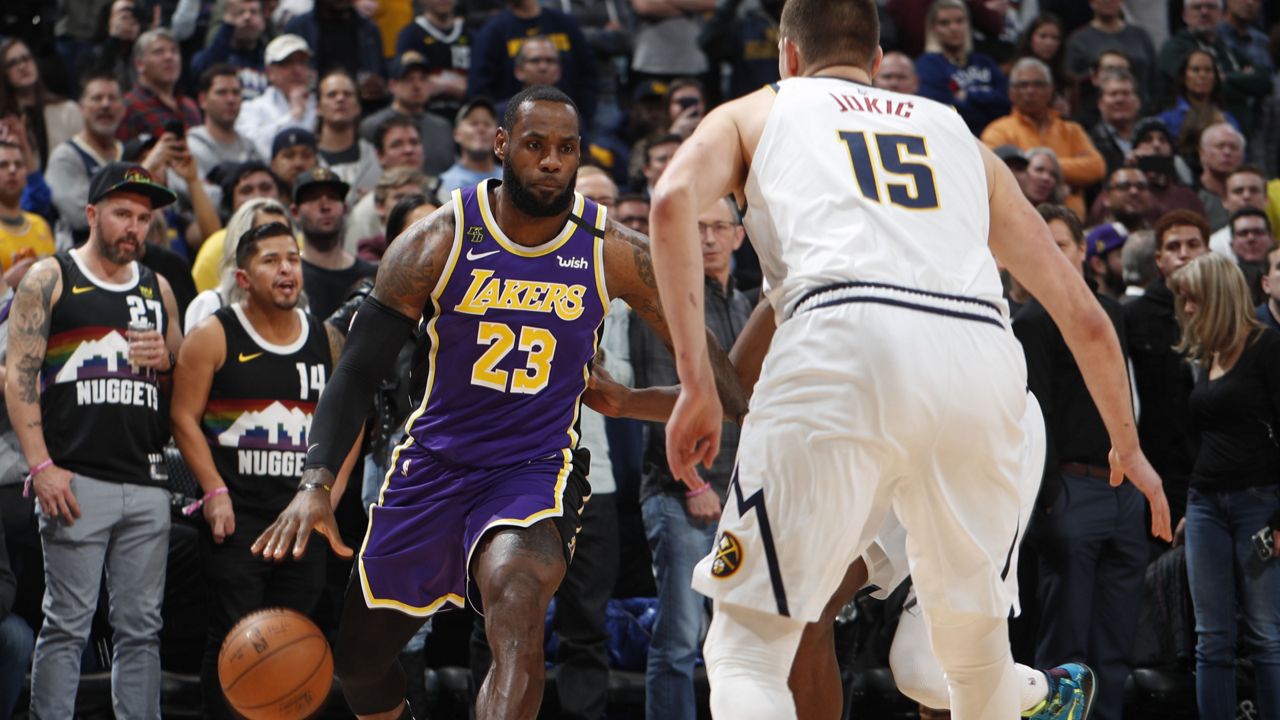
[642,492,718,720]
[0,613,34,719]
[1185,485,1280,720]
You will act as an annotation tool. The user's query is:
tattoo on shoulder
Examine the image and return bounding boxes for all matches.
[606,221,656,290]
[371,207,455,316]
[10,262,59,404]
[604,221,665,325]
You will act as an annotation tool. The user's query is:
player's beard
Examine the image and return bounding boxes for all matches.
[503,159,576,218]
[96,218,143,264]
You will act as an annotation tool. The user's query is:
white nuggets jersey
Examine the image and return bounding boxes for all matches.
[744,77,1005,320]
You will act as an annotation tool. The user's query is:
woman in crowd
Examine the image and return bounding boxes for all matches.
[914,0,1010,135]
[1010,14,1073,116]
[1022,147,1069,209]
[184,197,296,330]
[1159,49,1239,161]
[1171,252,1280,720]
[0,38,83,171]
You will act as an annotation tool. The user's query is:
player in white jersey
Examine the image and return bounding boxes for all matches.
[585,298,1089,719]
[645,0,1172,718]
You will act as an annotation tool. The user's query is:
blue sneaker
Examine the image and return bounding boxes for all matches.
[1022,663,1096,720]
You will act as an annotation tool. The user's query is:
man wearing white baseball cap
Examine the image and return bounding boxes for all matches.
[236,34,318,160]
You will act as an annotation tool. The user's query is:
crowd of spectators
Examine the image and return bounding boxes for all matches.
[0,0,1279,717]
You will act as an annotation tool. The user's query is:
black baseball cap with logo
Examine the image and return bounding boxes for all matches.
[391,51,430,79]
[292,166,350,204]
[87,162,178,209]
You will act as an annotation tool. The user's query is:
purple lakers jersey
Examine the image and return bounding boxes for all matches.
[403,178,609,468]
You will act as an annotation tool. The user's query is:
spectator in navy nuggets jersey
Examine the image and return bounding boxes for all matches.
[170,220,356,718]
[467,0,599,130]
[4,161,183,719]
[251,84,745,720]
[394,0,472,121]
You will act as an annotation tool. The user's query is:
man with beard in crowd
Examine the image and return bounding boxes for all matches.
[5,163,183,718]
[292,167,376,319]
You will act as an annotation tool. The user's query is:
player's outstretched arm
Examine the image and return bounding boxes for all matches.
[600,218,748,425]
[649,98,755,487]
[252,205,456,561]
[981,141,1172,541]
[584,296,776,422]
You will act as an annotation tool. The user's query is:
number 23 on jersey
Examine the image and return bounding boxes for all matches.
[470,321,557,394]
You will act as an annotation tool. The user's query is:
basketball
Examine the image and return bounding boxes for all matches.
[218,607,333,720]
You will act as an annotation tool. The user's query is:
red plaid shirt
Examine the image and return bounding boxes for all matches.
[117,84,203,141]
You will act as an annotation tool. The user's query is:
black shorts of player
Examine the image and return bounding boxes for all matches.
[550,445,593,565]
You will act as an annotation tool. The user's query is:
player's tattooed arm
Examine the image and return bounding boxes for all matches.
[601,219,748,421]
[5,258,61,458]
[370,204,456,319]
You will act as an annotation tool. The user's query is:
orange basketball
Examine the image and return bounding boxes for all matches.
[218,607,334,720]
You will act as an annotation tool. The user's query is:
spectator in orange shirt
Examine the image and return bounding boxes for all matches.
[981,57,1106,218]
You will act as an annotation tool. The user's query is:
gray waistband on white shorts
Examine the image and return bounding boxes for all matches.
[791,281,1007,330]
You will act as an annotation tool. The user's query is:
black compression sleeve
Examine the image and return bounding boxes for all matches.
[303,296,415,473]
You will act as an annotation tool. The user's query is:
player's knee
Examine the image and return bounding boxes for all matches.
[888,635,949,710]
[485,566,553,616]
[707,643,798,720]
[923,606,1007,675]
[704,604,807,719]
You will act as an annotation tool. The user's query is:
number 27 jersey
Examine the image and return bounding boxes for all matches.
[744,77,1005,320]
[403,179,609,468]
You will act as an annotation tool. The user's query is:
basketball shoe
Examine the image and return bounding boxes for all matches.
[1022,663,1096,720]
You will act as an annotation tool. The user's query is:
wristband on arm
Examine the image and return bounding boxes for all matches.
[22,458,55,498]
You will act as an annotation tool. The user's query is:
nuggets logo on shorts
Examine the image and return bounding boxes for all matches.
[711,532,743,578]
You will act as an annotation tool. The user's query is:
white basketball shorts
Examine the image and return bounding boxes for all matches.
[692,283,1040,623]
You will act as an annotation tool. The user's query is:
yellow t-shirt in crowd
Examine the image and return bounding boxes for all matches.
[0,213,55,273]
[191,228,228,292]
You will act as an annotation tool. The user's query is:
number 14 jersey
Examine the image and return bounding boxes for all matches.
[402,179,609,468]
[744,77,1006,321]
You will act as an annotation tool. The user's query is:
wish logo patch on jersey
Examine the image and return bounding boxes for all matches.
[712,531,744,578]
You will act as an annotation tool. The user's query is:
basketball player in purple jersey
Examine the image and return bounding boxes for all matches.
[251,84,746,720]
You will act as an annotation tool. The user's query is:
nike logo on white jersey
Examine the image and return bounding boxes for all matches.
[466,249,501,261]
